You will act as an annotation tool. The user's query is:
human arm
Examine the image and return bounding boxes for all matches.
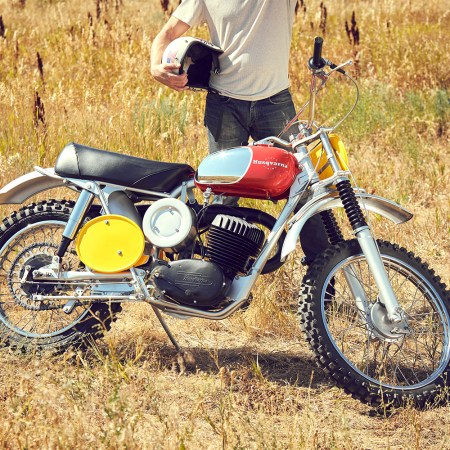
[150,16,190,91]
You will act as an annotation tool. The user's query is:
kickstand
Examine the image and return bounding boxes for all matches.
[150,305,181,353]
[150,306,196,373]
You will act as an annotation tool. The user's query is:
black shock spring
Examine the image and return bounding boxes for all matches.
[320,210,344,245]
[336,179,367,231]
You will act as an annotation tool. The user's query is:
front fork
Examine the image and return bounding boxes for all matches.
[334,178,405,322]
[314,133,405,323]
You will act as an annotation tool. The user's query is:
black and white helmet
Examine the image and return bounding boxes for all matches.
[162,37,223,90]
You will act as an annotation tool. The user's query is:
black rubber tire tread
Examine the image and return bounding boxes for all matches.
[299,239,450,408]
[0,200,122,352]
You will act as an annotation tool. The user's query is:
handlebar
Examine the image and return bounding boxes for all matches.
[276,37,357,140]
[308,36,346,74]
[308,37,326,70]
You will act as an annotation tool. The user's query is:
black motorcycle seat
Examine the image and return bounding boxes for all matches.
[55,143,195,193]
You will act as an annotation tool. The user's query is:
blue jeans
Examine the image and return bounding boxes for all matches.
[203,89,330,262]
[204,88,295,152]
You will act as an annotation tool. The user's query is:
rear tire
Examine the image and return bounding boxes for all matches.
[299,239,450,407]
[0,200,122,352]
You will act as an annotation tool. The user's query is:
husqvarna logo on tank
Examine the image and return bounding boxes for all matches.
[252,159,289,169]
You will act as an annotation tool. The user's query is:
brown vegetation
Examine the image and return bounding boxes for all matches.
[0,0,448,448]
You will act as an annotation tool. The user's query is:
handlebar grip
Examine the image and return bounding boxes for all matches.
[308,36,326,70]
[312,37,323,67]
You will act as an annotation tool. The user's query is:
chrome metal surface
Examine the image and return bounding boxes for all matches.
[0,169,64,205]
[33,269,138,282]
[0,220,92,339]
[171,178,196,198]
[33,294,139,301]
[322,253,450,390]
[92,282,136,297]
[62,189,94,240]
[105,189,142,226]
[319,132,342,173]
[342,266,370,319]
[355,227,403,322]
[292,144,320,186]
[281,191,413,261]
[252,136,292,148]
[64,177,172,199]
[196,147,252,184]
[369,301,410,341]
[149,295,250,320]
[307,72,320,128]
[62,299,77,314]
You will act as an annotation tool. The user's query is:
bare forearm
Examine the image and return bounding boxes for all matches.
[150,16,190,91]
[150,30,173,74]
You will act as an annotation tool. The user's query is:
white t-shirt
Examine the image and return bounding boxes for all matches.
[173,0,297,101]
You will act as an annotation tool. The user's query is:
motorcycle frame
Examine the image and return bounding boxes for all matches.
[0,50,414,325]
[14,147,411,322]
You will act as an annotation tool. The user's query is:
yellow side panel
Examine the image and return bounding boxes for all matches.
[76,214,145,273]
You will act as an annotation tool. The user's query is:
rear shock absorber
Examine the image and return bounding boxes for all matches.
[320,210,344,245]
[336,179,367,231]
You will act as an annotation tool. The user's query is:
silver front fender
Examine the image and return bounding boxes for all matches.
[280,191,413,261]
[0,167,64,205]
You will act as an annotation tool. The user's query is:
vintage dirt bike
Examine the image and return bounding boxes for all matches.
[0,38,448,407]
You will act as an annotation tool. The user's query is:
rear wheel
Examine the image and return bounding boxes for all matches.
[0,200,122,352]
[299,239,450,407]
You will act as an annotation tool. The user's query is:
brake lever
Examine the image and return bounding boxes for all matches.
[324,59,353,75]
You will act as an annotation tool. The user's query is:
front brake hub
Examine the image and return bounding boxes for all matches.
[369,301,411,342]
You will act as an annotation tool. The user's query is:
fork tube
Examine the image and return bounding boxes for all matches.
[320,132,342,174]
[355,228,403,322]
[307,74,318,128]
[336,178,403,322]
[342,267,370,318]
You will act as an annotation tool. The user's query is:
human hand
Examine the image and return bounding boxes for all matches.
[151,63,188,91]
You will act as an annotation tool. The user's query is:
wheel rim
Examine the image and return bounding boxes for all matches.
[0,221,91,339]
[322,253,450,390]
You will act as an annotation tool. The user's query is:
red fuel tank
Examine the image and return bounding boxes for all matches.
[194,146,301,200]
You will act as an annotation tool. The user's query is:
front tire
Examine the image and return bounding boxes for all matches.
[299,239,450,407]
[0,200,122,352]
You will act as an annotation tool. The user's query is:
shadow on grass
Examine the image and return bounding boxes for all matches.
[98,334,331,390]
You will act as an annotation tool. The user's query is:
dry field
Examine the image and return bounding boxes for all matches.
[0,0,449,448]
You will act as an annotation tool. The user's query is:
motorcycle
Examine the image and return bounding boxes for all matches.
[0,37,448,407]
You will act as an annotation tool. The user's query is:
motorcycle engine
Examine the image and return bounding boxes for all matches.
[151,213,265,308]
[207,214,265,278]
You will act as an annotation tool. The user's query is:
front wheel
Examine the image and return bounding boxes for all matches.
[299,239,450,407]
[0,200,122,352]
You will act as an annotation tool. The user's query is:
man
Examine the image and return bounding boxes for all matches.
[151,0,297,150]
[150,0,329,262]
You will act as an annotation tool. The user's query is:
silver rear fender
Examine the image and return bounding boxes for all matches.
[281,191,413,261]
[0,167,64,205]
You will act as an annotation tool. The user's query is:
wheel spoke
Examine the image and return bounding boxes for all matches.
[0,203,120,352]
[0,219,90,339]
[302,239,450,399]
[334,258,447,386]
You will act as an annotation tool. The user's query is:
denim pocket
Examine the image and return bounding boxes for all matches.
[267,88,292,105]
[204,93,225,141]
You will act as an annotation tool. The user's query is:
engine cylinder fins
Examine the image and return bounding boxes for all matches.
[207,214,265,277]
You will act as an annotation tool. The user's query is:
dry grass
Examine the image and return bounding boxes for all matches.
[0,0,449,448]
